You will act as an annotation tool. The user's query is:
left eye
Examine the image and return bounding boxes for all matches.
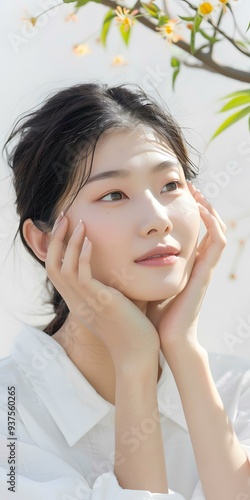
[99,191,125,201]
[99,181,181,201]
[162,181,180,192]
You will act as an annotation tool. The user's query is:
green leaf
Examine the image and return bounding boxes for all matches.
[235,40,250,49]
[63,0,76,3]
[219,95,250,112]
[172,68,180,90]
[76,0,99,6]
[158,15,169,27]
[191,13,202,54]
[194,13,202,31]
[211,106,250,140]
[219,88,250,100]
[171,60,180,91]
[119,23,131,46]
[101,9,116,47]
[141,2,160,18]
[171,57,180,68]
[198,28,220,44]
[178,15,195,21]
[246,21,250,33]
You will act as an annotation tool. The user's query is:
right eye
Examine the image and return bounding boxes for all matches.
[99,191,126,202]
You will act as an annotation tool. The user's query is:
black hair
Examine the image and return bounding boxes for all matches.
[2,82,198,336]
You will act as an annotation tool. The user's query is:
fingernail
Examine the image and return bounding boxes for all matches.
[83,236,88,247]
[76,219,83,229]
[58,211,64,222]
[81,236,89,252]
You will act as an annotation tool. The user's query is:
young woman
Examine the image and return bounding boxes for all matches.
[0,83,249,499]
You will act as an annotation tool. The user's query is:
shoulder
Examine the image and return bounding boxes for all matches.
[0,356,21,390]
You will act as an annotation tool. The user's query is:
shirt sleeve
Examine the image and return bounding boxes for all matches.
[0,434,185,500]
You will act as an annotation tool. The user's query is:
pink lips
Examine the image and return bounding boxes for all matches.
[134,246,180,266]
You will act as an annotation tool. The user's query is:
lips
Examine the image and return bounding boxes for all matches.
[134,245,180,263]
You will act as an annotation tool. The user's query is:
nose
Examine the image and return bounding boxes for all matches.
[138,191,173,236]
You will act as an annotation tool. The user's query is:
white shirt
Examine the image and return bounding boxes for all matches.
[0,323,250,500]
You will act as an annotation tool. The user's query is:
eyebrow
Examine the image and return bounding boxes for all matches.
[86,160,181,184]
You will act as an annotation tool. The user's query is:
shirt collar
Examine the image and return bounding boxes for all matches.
[10,323,188,447]
[11,323,113,446]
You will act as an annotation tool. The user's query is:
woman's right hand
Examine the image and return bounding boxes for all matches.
[45,214,160,372]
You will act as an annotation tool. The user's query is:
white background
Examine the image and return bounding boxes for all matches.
[0,0,250,359]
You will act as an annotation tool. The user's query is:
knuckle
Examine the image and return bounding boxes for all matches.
[79,276,90,287]
[220,235,227,248]
[61,267,74,280]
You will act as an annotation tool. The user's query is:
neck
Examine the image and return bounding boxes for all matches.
[52,308,162,405]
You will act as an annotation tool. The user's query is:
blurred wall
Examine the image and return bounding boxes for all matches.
[0,0,249,359]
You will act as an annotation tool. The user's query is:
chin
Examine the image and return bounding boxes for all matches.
[123,279,188,303]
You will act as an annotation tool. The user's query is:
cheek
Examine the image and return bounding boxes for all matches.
[173,193,200,219]
[86,215,127,274]
[184,198,200,235]
[86,215,123,248]
[171,195,200,243]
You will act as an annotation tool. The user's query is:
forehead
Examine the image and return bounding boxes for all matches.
[92,125,178,172]
[62,125,182,213]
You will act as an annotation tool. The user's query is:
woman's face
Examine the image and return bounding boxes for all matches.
[63,125,201,303]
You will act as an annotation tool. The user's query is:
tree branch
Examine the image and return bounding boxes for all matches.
[98,0,250,83]
[177,40,250,82]
[180,0,250,56]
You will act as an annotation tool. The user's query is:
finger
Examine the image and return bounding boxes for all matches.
[46,214,68,274]
[78,236,94,286]
[186,180,200,198]
[195,191,227,233]
[196,231,209,254]
[197,204,227,267]
[61,219,86,276]
[55,219,96,292]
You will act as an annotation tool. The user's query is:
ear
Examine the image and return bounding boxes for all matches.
[22,218,50,262]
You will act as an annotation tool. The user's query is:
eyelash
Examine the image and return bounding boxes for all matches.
[99,181,183,202]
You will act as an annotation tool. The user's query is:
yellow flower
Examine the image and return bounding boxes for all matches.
[217,0,229,13]
[72,44,92,56]
[115,6,139,32]
[21,15,37,26]
[65,13,78,22]
[198,2,214,16]
[111,54,128,66]
[156,19,182,44]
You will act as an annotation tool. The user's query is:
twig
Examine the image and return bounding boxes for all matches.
[209,9,223,56]
[181,0,250,56]
[33,0,250,84]
[99,0,250,83]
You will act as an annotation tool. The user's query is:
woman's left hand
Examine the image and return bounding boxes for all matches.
[146,182,227,352]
